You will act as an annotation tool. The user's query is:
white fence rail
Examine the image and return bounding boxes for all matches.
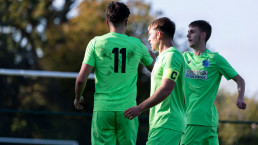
[0,68,94,79]
[0,137,79,145]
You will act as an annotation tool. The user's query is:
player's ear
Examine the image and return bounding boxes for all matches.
[106,20,109,26]
[201,32,206,40]
[157,31,161,40]
[124,18,128,27]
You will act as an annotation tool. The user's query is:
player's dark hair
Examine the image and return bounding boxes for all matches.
[189,20,212,42]
[106,1,130,26]
[148,17,176,39]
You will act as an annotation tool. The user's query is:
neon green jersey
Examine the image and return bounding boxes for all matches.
[83,32,153,111]
[149,47,186,132]
[183,49,238,126]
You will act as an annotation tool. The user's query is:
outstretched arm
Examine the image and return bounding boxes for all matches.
[124,78,175,120]
[232,74,246,110]
[74,64,93,110]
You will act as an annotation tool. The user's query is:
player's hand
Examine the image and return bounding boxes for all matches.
[124,106,142,120]
[236,98,246,110]
[74,96,84,110]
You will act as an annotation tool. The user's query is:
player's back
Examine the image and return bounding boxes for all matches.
[85,32,152,111]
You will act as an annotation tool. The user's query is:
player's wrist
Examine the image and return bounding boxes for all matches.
[137,104,144,112]
[237,95,244,100]
[75,95,81,100]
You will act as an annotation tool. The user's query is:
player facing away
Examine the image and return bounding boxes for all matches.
[180,20,247,145]
[74,1,155,145]
[124,17,186,145]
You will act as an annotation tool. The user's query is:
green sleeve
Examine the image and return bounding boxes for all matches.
[163,52,182,72]
[163,52,183,81]
[82,38,96,67]
[216,53,238,80]
[139,41,153,66]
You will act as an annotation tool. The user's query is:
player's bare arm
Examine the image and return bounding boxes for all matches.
[124,78,175,120]
[74,64,93,110]
[232,74,246,110]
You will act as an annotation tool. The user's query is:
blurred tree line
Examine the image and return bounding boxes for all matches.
[0,0,161,111]
[0,0,257,145]
[215,90,258,145]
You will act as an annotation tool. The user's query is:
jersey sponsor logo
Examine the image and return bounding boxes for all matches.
[202,60,210,67]
[185,69,207,79]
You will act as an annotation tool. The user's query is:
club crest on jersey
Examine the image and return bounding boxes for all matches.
[202,60,210,67]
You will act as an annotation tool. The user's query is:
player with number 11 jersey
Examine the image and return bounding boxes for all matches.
[83,32,153,111]
[75,2,154,144]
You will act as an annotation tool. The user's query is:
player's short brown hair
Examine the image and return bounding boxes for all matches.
[189,20,212,42]
[106,1,130,25]
[148,17,176,39]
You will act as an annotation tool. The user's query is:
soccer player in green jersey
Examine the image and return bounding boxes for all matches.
[124,17,186,145]
[180,20,246,145]
[74,1,155,145]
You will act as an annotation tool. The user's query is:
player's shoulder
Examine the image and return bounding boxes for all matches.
[86,37,98,48]
[205,49,223,60]
[88,35,102,44]
[183,51,193,58]
[166,47,184,60]
[169,47,183,56]
[206,49,218,55]
[204,49,230,66]
[90,34,113,45]
[127,36,147,51]
[127,36,143,44]
[93,34,108,40]
[94,32,119,40]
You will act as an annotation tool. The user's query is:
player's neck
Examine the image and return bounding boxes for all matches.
[159,40,173,53]
[193,43,206,56]
[110,26,125,34]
